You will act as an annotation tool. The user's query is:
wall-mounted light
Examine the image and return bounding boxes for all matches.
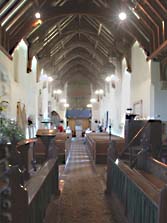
[105,76,112,82]
[119,12,127,21]
[87,104,93,108]
[64,103,69,108]
[105,74,119,82]
[53,89,62,94]
[94,89,104,102]
[60,98,66,103]
[48,76,53,82]
[95,89,104,95]
[90,98,97,103]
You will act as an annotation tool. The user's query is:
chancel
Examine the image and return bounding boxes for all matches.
[1,1,167,223]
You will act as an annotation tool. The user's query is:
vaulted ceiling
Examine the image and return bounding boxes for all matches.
[0,0,167,108]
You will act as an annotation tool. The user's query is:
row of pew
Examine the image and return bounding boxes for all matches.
[106,155,167,223]
[85,132,124,164]
[0,131,70,223]
[85,132,167,223]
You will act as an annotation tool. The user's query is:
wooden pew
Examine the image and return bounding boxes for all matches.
[94,138,110,164]
[106,158,167,223]
[0,145,12,223]
[85,133,96,161]
[85,133,108,163]
[85,133,110,162]
[138,170,165,190]
[55,132,72,164]
[86,133,124,164]
[16,138,37,180]
[55,133,68,164]
[64,136,71,160]
[137,157,167,184]
[10,166,28,223]
[10,158,59,223]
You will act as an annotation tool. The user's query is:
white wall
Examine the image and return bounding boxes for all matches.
[120,58,131,136]
[98,62,123,136]
[0,41,48,133]
[11,41,38,124]
[0,50,12,118]
[91,102,100,130]
[97,41,154,137]
[151,61,167,121]
[0,41,40,137]
[131,41,151,118]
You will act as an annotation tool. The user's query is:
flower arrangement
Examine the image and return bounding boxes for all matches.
[0,97,25,144]
[0,118,25,145]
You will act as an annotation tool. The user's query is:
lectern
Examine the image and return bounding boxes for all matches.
[35,129,57,163]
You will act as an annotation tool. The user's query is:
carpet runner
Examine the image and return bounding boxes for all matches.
[45,138,128,223]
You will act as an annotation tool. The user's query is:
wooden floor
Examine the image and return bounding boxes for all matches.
[44,138,128,223]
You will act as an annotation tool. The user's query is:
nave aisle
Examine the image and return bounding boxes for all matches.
[45,138,128,223]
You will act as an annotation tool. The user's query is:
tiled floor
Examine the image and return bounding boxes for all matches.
[45,138,128,223]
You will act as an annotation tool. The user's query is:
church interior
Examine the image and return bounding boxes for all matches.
[1,0,167,222]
